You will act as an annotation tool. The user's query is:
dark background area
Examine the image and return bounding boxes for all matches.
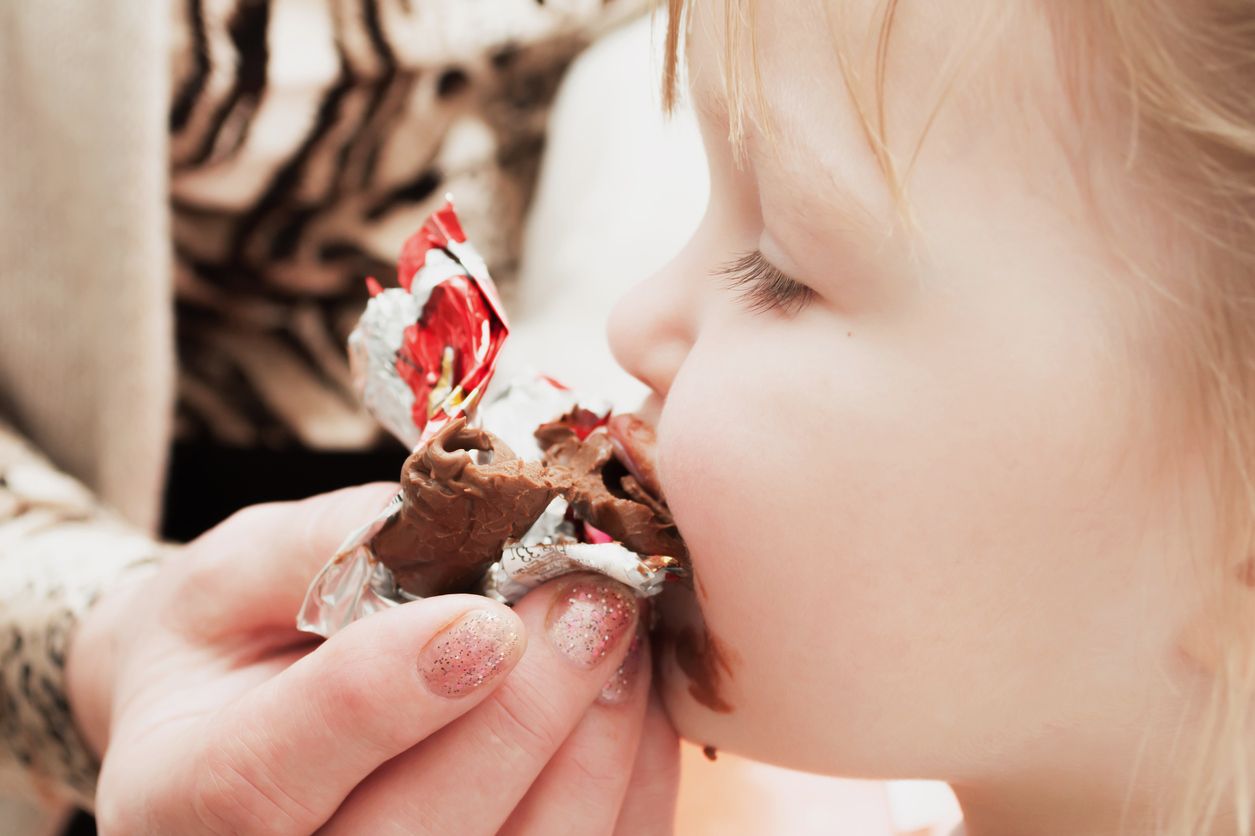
[160,442,402,542]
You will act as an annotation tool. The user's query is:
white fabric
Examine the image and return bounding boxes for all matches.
[509,16,709,411]
[0,0,174,534]
[0,3,172,829]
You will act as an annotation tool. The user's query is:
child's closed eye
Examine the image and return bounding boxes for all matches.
[715,251,816,317]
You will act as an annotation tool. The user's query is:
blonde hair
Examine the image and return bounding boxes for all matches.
[658,1,1255,833]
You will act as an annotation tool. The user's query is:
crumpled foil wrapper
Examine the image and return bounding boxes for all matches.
[298,200,677,638]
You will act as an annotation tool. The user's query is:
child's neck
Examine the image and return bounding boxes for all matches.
[949,776,1163,836]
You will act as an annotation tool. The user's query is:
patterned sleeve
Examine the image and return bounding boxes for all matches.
[0,421,168,808]
[170,0,648,450]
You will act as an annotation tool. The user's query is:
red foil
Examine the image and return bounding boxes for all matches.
[538,406,611,442]
[387,201,509,442]
[397,201,469,291]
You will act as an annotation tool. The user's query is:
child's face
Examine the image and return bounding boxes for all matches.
[608,0,1204,790]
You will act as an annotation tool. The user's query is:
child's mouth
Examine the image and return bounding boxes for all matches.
[611,408,740,715]
[607,413,663,500]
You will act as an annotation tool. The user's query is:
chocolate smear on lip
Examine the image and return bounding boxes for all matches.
[607,413,663,499]
[702,745,719,762]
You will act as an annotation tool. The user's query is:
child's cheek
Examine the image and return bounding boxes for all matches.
[650,325,890,768]
[648,294,1179,774]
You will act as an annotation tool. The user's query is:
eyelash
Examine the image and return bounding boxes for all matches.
[716,251,817,316]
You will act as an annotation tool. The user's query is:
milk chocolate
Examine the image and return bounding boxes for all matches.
[371,417,560,597]
[535,419,688,563]
[370,410,688,599]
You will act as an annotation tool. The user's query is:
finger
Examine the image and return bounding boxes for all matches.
[183,482,399,631]
[498,620,651,836]
[612,685,681,836]
[174,596,524,836]
[323,574,641,836]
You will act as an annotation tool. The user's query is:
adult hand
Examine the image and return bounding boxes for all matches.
[66,485,679,834]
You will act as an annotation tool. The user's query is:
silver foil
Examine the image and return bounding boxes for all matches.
[349,289,423,451]
[478,372,609,460]
[483,541,674,604]
[298,203,674,638]
[297,492,413,636]
[298,372,672,638]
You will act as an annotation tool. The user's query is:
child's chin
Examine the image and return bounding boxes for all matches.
[655,664,800,771]
[653,628,876,775]
[652,590,753,760]
[655,648,725,746]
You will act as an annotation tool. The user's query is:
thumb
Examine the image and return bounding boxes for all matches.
[185,482,400,632]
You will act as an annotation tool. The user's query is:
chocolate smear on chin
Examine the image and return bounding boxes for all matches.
[673,622,736,714]
[371,417,560,597]
[652,557,736,713]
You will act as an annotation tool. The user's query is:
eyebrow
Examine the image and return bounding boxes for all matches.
[688,63,894,244]
[754,128,891,245]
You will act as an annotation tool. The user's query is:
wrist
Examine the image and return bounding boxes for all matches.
[65,569,153,760]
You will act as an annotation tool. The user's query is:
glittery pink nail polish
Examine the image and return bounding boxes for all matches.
[599,628,644,705]
[419,610,521,699]
[546,577,638,669]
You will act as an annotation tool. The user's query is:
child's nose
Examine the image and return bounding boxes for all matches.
[607,264,697,400]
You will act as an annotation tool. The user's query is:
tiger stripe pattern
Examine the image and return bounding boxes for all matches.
[169,0,641,449]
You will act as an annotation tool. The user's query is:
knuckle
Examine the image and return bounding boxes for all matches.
[196,503,279,559]
[322,662,379,720]
[297,484,395,557]
[175,547,230,596]
[568,747,626,794]
[634,746,681,807]
[221,501,284,531]
[308,652,397,758]
[165,554,237,633]
[191,763,260,835]
[93,792,142,836]
[189,737,319,836]
[179,504,279,583]
[646,753,682,799]
[479,676,568,764]
[170,501,287,613]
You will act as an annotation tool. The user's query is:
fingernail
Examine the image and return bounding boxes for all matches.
[419,610,521,699]
[599,627,644,705]
[546,576,638,669]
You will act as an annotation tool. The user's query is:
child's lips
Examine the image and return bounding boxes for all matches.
[611,406,733,711]
[607,413,663,500]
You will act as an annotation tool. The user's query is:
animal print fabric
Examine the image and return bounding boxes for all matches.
[171,0,642,449]
[0,423,167,807]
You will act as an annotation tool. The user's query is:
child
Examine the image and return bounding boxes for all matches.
[607,1,1255,834]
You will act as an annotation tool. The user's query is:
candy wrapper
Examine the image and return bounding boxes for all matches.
[298,200,684,638]
[349,202,507,451]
